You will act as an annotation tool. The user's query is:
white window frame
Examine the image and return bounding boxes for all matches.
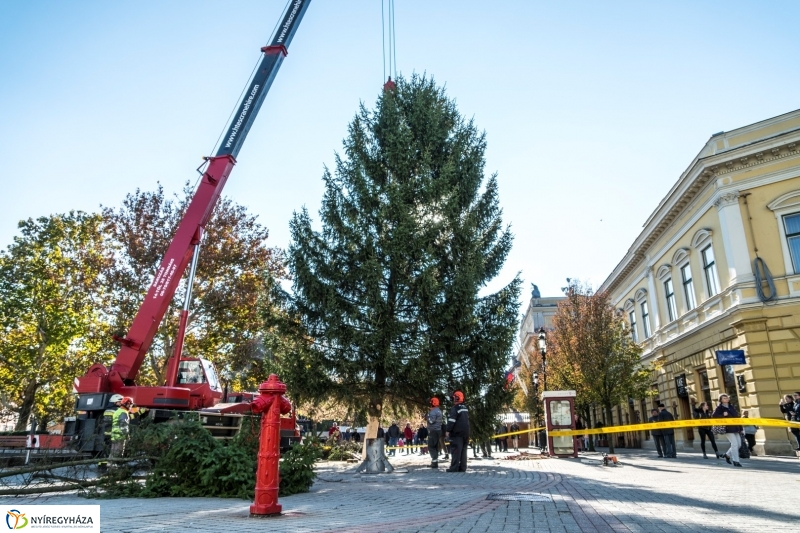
[701,245,720,297]
[672,247,696,313]
[692,229,717,301]
[664,278,677,322]
[656,264,676,323]
[634,289,650,339]
[767,191,800,276]
[640,301,651,338]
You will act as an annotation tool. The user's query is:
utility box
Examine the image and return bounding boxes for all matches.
[542,390,577,458]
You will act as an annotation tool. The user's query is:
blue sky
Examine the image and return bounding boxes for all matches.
[1,0,799,303]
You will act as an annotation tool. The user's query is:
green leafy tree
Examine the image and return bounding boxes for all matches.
[283,75,520,438]
[549,281,652,453]
[0,212,110,430]
[100,184,286,391]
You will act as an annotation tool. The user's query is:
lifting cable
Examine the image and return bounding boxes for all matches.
[382,0,397,86]
[741,193,777,302]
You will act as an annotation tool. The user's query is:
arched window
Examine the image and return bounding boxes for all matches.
[692,229,719,298]
[672,247,696,310]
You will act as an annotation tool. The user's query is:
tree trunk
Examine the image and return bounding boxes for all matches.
[355,438,394,474]
[605,405,615,454]
[15,380,38,432]
[362,397,383,457]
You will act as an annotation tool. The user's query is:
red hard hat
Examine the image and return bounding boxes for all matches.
[120,396,134,407]
[453,391,464,403]
[430,397,439,407]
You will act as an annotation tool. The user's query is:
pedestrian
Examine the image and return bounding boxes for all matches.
[328,423,340,443]
[387,421,400,456]
[494,422,503,453]
[574,416,585,452]
[742,411,758,455]
[712,394,744,467]
[510,421,520,451]
[501,424,509,452]
[657,404,676,458]
[694,402,720,459]
[111,396,134,459]
[648,408,665,458]
[782,393,800,451]
[344,427,352,441]
[445,390,470,472]
[793,392,800,450]
[404,423,414,455]
[427,397,443,468]
[417,424,428,455]
[352,429,361,444]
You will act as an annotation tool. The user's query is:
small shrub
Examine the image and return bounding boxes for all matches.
[279,440,322,496]
[326,440,361,461]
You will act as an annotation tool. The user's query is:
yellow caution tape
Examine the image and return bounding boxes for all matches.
[548,417,800,438]
[379,418,799,447]
[489,427,547,439]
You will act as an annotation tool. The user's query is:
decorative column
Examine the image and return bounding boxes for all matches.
[714,191,754,285]
[250,374,292,517]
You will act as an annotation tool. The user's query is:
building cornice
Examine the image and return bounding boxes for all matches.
[601,114,800,296]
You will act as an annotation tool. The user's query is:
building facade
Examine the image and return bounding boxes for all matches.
[517,284,564,368]
[599,109,800,456]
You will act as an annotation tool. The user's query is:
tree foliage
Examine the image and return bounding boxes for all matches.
[0,212,110,430]
[100,184,286,391]
[283,75,520,435]
[548,281,652,452]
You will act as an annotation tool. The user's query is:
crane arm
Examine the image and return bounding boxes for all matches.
[106,0,311,388]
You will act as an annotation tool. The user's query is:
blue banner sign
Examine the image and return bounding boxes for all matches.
[716,349,746,365]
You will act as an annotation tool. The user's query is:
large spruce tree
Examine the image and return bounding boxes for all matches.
[285,75,520,436]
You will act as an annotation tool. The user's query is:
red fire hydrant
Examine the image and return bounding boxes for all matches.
[249,374,292,516]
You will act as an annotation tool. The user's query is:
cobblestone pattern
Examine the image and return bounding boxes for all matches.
[3,450,799,532]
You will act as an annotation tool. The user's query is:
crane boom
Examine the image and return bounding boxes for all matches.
[75,0,311,403]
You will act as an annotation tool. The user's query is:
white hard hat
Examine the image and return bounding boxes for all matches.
[110,394,124,403]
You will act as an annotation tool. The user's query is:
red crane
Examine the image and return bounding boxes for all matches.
[70,0,311,449]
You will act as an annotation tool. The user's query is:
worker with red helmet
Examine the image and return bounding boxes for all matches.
[426,397,443,468]
[445,390,470,472]
[110,395,134,458]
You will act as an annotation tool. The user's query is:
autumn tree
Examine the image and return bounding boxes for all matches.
[0,212,110,430]
[548,281,652,453]
[283,75,520,439]
[100,184,286,392]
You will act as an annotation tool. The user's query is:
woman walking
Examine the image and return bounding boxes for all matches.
[694,402,720,459]
[712,394,743,467]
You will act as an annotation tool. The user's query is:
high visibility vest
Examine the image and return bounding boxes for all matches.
[111,408,129,442]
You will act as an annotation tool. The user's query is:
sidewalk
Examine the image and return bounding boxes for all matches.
[4,448,799,532]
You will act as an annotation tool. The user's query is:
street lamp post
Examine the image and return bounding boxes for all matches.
[537,328,547,392]
[532,372,540,448]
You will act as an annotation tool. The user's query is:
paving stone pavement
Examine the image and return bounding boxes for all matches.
[4,449,800,532]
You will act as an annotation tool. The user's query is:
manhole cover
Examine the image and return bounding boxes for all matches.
[487,492,552,502]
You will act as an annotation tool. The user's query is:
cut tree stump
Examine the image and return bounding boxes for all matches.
[355,438,393,474]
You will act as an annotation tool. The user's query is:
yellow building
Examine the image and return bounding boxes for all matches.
[599,109,800,456]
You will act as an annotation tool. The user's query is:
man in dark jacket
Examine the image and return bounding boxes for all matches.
[648,408,665,458]
[445,390,470,472]
[426,398,443,467]
[387,421,401,457]
[657,404,676,458]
